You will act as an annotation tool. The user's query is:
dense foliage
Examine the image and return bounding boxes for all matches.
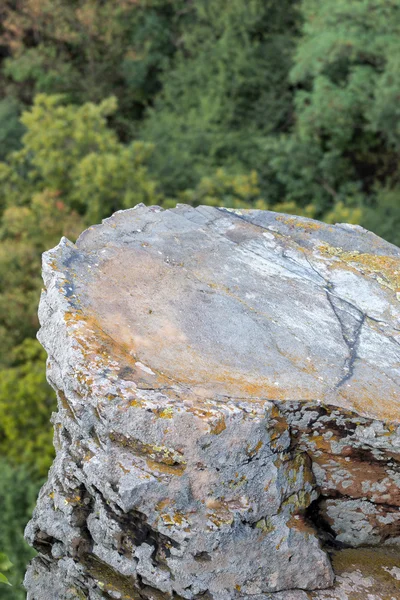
[271,0,400,241]
[0,0,187,138]
[140,0,301,193]
[0,1,399,595]
[0,460,37,599]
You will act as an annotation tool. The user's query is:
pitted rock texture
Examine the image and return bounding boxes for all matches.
[24,205,400,599]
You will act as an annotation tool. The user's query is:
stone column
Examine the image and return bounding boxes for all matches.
[24,205,400,599]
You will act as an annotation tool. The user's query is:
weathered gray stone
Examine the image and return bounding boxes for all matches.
[24,205,400,599]
[317,498,400,547]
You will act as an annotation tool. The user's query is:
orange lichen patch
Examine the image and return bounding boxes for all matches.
[337,383,400,424]
[187,406,216,420]
[270,404,283,420]
[152,407,174,419]
[383,423,398,435]
[63,309,171,393]
[268,408,290,451]
[160,511,188,527]
[79,248,322,404]
[155,499,171,512]
[269,418,288,440]
[272,451,292,470]
[275,537,286,551]
[319,243,400,292]
[145,459,185,476]
[128,399,141,408]
[64,495,81,506]
[57,390,77,421]
[210,416,226,435]
[286,514,315,536]
[195,371,311,402]
[301,433,338,454]
[205,498,246,528]
[342,253,400,292]
[276,215,328,232]
[109,432,186,470]
[246,440,263,457]
[207,508,234,528]
[190,369,309,404]
[118,462,131,474]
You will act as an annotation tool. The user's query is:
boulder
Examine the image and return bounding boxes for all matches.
[24,205,400,599]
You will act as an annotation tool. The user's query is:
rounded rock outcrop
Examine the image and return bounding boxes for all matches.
[24,205,400,599]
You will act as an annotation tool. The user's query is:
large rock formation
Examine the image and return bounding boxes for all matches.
[24,205,400,599]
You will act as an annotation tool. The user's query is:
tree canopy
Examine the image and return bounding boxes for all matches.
[266,0,400,239]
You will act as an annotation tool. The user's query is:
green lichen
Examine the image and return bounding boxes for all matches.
[255,518,275,534]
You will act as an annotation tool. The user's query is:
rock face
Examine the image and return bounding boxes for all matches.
[24,205,400,600]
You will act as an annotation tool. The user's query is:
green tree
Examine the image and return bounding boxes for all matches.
[0,0,187,139]
[178,169,266,210]
[0,553,12,587]
[262,0,400,238]
[0,98,25,160]
[141,0,301,194]
[0,460,38,600]
[178,167,361,224]
[0,339,55,478]
[7,94,161,221]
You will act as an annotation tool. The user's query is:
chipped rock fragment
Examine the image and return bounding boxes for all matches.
[24,205,400,599]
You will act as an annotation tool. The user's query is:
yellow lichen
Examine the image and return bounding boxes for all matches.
[246,440,263,457]
[319,243,400,293]
[153,407,174,419]
[109,432,186,469]
[145,459,185,476]
[210,417,226,435]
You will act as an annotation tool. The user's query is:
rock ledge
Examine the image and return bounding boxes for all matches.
[24,205,400,599]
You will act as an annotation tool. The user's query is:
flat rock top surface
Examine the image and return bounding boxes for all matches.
[52,204,400,422]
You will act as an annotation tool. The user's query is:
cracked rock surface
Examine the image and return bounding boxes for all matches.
[24,205,400,599]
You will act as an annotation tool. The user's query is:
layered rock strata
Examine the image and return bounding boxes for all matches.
[24,205,400,599]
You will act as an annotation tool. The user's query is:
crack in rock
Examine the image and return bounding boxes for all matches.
[325,291,366,389]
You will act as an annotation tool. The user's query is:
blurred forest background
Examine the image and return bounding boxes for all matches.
[0,0,399,596]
